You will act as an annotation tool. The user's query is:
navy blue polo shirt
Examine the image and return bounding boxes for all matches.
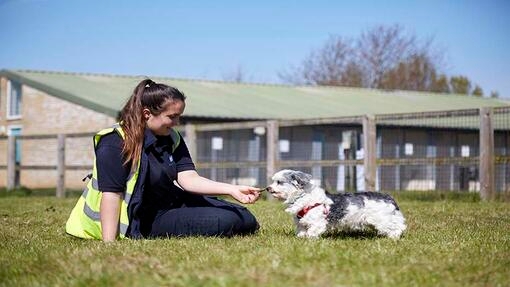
[95,128,195,231]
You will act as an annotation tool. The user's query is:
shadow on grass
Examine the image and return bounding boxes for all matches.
[322,229,382,240]
[270,225,382,240]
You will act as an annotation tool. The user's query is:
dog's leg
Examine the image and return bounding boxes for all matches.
[361,199,406,239]
[296,222,308,238]
[385,212,407,239]
[297,229,308,238]
[372,211,406,239]
[299,210,329,238]
[306,223,326,238]
[305,219,327,238]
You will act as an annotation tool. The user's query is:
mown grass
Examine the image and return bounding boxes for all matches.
[0,191,509,287]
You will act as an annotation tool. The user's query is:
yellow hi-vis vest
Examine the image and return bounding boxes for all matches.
[65,124,181,240]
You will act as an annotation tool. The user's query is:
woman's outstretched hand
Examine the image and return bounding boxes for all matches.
[176,170,261,204]
[230,186,261,204]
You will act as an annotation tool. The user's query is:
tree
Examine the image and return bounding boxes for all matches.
[449,76,471,95]
[280,35,358,86]
[280,24,485,96]
[490,91,499,98]
[357,25,419,89]
[223,64,247,83]
[430,73,450,93]
[281,25,444,91]
[380,53,437,91]
[341,61,365,87]
[472,85,483,97]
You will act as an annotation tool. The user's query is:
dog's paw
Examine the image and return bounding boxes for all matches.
[296,229,307,238]
[296,229,321,239]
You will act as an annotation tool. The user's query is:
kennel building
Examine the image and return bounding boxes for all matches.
[0,70,508,194]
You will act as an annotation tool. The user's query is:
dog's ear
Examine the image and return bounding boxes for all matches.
[290,171,312,188]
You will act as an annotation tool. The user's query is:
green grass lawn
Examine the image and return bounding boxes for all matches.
[0,192,509,287]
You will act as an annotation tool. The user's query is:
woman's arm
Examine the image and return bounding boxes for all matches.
[100,191,122,242]
[176,170,260,204]
[95,133,131,242]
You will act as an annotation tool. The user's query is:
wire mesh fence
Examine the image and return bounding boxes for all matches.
[195,127,267,186]
[192,107,509,193]
[1,107,509,196]
[494,106,510,193]
[376,109,482,192]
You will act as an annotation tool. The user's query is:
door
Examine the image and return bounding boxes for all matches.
[8,126,22,187]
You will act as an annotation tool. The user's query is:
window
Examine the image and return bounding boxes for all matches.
[7,80,22,118]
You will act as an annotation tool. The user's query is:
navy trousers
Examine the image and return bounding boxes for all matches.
[147,194,259,238]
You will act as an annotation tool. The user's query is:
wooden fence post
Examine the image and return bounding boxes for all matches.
[184,124,197,162]
[363,115,377,192]
[479,107,494,200]
[56,134,66,198]
[266,120,279,188]
[7,135,16,191]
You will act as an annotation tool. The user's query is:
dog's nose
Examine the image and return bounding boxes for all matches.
[265,186,273,193]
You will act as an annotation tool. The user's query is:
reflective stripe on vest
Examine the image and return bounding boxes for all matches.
[65,124,181,240]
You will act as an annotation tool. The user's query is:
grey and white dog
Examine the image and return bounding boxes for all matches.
[266,169,406,239]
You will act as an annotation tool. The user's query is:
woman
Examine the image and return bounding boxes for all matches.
[66,79,260,241]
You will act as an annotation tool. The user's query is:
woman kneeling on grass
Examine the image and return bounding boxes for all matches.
[66,79,260,241]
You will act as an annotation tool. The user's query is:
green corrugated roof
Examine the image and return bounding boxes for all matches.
[378,114,510,131]
[1,69,509,120]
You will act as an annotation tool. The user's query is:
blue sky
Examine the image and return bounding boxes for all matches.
[1,0,509,98]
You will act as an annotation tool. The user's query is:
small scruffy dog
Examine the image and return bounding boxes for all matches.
[266,169,406,239]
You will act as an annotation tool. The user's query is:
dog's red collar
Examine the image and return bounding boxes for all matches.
[297,203,328,219]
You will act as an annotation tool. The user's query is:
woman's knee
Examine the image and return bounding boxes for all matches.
[230,208,259,235]
[242,209,259,232]
[216,208,258,236]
